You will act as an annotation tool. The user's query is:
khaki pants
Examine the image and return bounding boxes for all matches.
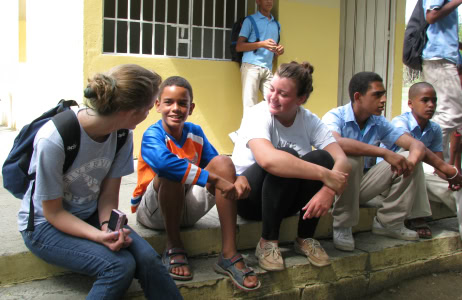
[376,163,458,219]
[423,60,462,160]
[417,163,458,214]
[332,152,426,229]
[240,62,273,112]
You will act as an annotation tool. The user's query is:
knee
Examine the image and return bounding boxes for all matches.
[107,253,136,285]
[303,150,334,169]
[156,177,182,190]
[278,147,299,157]
[137,249,163,272]
[207,155,236,176]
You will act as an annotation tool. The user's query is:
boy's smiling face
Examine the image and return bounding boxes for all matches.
[156,85,195,140]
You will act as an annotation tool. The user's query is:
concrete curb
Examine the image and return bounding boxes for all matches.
[1,218,461,299]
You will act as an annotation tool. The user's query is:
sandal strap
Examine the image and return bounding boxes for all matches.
[166,247,188,257]
[163,248,189,268]
[241,267,256,277]
[220,253,243,269]
[168,257,188,267]
[217,253,255,278]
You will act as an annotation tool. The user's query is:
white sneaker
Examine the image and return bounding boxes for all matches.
[333,227,355,251]
[372,217,419,241]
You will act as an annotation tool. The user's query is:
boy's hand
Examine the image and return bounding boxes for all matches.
[275,44,284,56]
[261,39,278,52]
[234,176,251,199]
[215,177,238,200]
[383,152,411,177]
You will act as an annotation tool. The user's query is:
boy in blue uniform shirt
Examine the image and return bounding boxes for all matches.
[236,0,284,112]
[379,82,462,238]
[322,72,428,251]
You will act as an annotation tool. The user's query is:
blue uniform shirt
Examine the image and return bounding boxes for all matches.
[322,102,405,169]
[377,112,443,164]
[239,11,280,70]
[422,0,460,64]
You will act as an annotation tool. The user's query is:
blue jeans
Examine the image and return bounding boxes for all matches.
[21,220,182,300]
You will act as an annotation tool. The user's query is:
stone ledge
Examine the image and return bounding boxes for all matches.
[1,218,461,299]
[0,174,458,287]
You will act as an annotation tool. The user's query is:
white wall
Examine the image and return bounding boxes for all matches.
[0,1,19,127]
[11,0,84,130]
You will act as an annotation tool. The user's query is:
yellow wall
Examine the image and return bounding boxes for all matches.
[84,0,405,156]
[18,0,26,62]
[278,0,340,117]
[84,0,244,156]
[391,0,406,118]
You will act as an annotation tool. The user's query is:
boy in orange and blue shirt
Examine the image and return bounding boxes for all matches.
[132,76,259,291]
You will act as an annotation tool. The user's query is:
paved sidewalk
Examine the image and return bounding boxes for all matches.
[0,126,18,167]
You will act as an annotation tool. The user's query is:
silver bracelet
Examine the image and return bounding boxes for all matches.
[447,166,459,180]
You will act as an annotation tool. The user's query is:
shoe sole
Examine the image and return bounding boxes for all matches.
[293,246,331,267]
[256,258,285,271]
[333,242,355,252]
[213,263,261,291]
[372,227,419,241]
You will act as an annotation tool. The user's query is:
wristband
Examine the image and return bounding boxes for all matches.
[448,166,459,180]
[101,220,109,227]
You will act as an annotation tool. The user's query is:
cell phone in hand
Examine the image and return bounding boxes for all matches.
[107,209,127,232]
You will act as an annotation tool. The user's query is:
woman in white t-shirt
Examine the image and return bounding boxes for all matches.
[18,64,182,299]
[232,61,350,271]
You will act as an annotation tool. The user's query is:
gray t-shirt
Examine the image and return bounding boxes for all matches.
[18,108,134,231]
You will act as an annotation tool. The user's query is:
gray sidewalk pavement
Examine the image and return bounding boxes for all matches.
[0,126,18,168]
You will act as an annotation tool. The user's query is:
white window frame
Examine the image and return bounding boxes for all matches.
[103,0,253,60]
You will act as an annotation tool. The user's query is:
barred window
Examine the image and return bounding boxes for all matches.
[103,0,251,60]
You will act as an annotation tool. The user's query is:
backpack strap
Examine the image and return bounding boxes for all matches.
[247,15,260,42]
[116,129,129,154]
[52,110,81,173]
[25,110,81,232]
[276,20,281,44]
[26,181,36,231]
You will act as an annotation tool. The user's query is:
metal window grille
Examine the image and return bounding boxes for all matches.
[103,0,251,60]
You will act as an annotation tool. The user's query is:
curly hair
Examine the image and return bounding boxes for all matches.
[84,64,162,115]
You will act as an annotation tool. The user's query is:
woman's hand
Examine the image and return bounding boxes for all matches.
[322,169,348,195]
[99,228,132,251]
[302,186,336,219]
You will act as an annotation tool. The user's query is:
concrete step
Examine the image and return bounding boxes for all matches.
[1,218,461,299]
[0,172,371,286]
[0,171,457,287]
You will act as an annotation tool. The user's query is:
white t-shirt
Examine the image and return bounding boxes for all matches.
[232,102,336,175]
[18,108,134,231]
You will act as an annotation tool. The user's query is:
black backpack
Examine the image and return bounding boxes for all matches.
[2,99,128,231]
[403,0,447,70]
[230,15,280,63]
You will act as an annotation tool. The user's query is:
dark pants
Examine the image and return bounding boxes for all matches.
[237,148,334,240]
